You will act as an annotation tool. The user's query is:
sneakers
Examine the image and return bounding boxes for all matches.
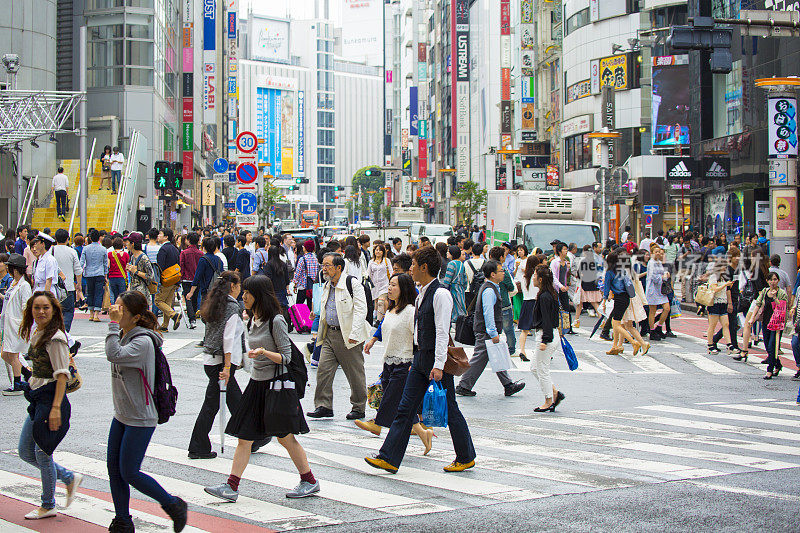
[286,480,320,498]
[162,497,188,532]
[504,381,525,397]
[65,473,83,508]
[204,482,239,502]
[2,381,25,396]
[309,360,319,368]
[455,385,476,397]
[443,459,475,472]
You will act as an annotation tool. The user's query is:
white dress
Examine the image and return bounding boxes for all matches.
[1,278,32,353]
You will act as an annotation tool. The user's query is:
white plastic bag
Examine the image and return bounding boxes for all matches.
[486,340,512,373]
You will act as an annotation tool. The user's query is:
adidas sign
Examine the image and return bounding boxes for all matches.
[668,161,692,178]
[706,161,728,179]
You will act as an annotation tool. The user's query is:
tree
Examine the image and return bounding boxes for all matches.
[352,165,385,195]
[453,180,488,227]
[257,178,284,227]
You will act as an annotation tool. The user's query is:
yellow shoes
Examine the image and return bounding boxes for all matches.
[364,455,398,473]
[355,419,382,436]
[443,460,475,472]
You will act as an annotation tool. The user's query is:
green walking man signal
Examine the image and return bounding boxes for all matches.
[154,161,184,191]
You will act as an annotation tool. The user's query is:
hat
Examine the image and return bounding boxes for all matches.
[128,231,143,244]
[5,253,26,270]
[550,239,562,246]
[34,233,56,244]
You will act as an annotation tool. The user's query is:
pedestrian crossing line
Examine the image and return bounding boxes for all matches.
[669,350,739,375]
[617,353,679,374]
[579,351,618,373]
[54,452,341,530]
[769,401,800,407]
[747,398,783,403]
[639,405,800,429]
[586,410,800,444]
[258,427,635,491]
[511,357,604,374]
[148,442,453,516]
[75,338,197,358]
[0,470,210,533]
[713,403,800,419]
[513,415,800,458]
[302,424,719,481]
[467,418,798,471]
[686,481,800,503]
[0,517,38,533]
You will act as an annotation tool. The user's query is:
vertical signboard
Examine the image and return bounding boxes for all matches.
[769,95,798,159]
[601,86,616,167]
[203,0,216,124]
[409,86,418,137]
[453,0,470,182]
[297,91,305,176]
[182,0,194,184]
[227,0,239,147]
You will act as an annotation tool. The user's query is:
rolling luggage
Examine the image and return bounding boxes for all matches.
[288,303,312,333]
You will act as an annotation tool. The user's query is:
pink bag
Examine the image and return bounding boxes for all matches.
[768,300,787,331]
[288,303,312,333]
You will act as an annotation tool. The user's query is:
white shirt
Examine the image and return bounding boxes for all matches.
[621,231,630,243]
[520,274,539,301]
[110,152,125,171]
[52,245,81,292]
[33,253,60,294]
[380,305,415,365]
[464,257,485,286]
[52,173,69,191]
[414,279,453,371]
[215,251,228,270]
[205,313,245,367]
[344,258,362,280]
[640,238,654,252]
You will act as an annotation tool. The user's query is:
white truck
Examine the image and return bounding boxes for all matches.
[330,207,349,227]
[391,206,424,227]
[487,190,600,253]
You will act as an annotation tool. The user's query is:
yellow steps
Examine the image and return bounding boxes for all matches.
[30,160,118,233]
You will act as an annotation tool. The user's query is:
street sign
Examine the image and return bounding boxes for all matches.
[223,202,235,209]
[213,173,227,183]
[643,205,660,215]
[422,184,431,193]
[213,158,228,173]
[228,172,236,183]
[236,214,258,227]
[236,192,258,215]
[236,131,257,153]
[645,214,653,227]
[236,162,258,184]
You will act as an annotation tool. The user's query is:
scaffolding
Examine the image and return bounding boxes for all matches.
[0,89,83,148]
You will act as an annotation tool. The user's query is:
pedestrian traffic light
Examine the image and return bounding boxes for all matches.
[170,162,183,190]
[154,161,170,190]
[334,185,342,191]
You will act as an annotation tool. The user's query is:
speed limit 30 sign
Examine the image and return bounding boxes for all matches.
[236,131,258,154]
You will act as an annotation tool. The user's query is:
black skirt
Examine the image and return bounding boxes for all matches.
[518,299,536,331]
[226,378,309,440]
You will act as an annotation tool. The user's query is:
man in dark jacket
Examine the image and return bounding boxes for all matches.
[156,228,182,331]
[186,237,223,303]
[221,234,237,268]
[233,234,251,281]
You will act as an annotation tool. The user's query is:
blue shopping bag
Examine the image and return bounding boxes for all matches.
[312,283,324,316]
[561,335,579,371]
[670,297,682,318]
[421,380,448,428]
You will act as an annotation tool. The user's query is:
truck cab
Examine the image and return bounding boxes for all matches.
[515,220,600,255]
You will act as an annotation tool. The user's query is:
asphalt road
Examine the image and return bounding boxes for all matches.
[1,313,799,532]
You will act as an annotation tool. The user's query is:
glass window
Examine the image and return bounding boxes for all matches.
[89,40,124,68]
[565,8,589,36]
[126,67,154,86]
[318,129,334,147]
[317,148,335,165]
[581,134,592,169]
[88,67,123,87]
[126,41,154,66]
[127,23,154,39]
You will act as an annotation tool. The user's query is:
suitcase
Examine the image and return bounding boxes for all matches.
[288,303,312,333]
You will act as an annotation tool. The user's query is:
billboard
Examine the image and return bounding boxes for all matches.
[599,54,629,90]
[768,95,798,158]
[409,87,418,136]
[256,87,295,177]
[297,91,305,176]
[651,56,691,148]
[342,0,382,64]
[250,17,290,63]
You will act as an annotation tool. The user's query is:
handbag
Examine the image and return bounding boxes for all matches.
[421,380,448,428]
[693,284,714,307]
[660,276,672,296]
[444,336,471,376]
[454,313,475,345]
[767,300,787,331]
[623,273,636,298]
[263,371,301,418]
[161,263,181,287]
[65,355,82,394]
[367,376,383,409]
[558,300,578,371]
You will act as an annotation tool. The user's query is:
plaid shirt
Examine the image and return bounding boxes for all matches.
[292,252,319,289]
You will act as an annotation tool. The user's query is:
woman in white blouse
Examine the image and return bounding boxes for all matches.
[343,245,364,280]
[367,245,391,323]
[359,273,435,454]
[516,254,541,361]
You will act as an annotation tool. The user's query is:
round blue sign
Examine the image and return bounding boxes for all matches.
[236,192,258,215]
[213,158,228,174]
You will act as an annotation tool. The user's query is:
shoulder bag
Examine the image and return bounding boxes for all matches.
[444,336,471,376]
[111,251,128,289]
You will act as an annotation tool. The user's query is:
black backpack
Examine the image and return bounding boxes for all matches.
[344,275,375,326]
[268,317,309,398]
[738,276,756,313]
[138,338,178,424]
[467,261,485,302]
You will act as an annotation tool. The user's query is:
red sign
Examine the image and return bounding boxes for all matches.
[182,151,193,182]
[546,165,560,187]
[500,0,510,35]
[236,131,257,153]
[236,162,258,184]
[422,184,431,193]
[182,97,193,122]
[418,43,427,62]
[418,139,427,179]
[501,68,510,100]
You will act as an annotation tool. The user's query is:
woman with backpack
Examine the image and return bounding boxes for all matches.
[441,245,468,322]
[205,275,319,502]
[188,270,253,459]
[17,291,83,520]
[105,291,187,532]
[367,244,392,323]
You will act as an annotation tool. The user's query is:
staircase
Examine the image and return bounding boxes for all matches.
[30,160,118,233]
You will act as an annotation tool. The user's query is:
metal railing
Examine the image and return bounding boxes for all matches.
[112,129,147,233]
[69,138,96,237]
[17,175,38,227]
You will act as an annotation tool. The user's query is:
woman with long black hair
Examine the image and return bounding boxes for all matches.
[188,271,249,459]
[265,245,291,315]
[1,253,33,395]
[205,275,319,501]
[359,273,435,453]
[106,291,187,532]
[530,265,565,412]
[517,254,541,362]
[17,291,83,520]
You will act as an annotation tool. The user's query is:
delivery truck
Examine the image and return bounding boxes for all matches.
[391,206,424,226]
[487,190,600,253]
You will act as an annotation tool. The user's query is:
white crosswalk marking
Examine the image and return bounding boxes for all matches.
[640,405,800,428]
[713,403,800,418]
[618,352,679,373]
[669,349,739,374]
[74,337,197,358]
[0,519,36,532]
[579,351,618,373]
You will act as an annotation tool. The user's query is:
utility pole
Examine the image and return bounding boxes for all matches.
[79,25,88,234]
[588,129,621,243]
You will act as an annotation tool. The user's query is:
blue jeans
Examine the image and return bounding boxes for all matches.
[377,358,475,469]
[111,170,121,192]
[792,335,800,367]
[311,315,321,363]
[502,306,516,353]
[62,291,75,331]
[109,277,126,305]
[107,418,176,520]
[18,415,75,510]
[86,275,105,311]
[762,325,782,374]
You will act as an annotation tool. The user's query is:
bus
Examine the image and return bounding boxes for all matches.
[300,210,320,228]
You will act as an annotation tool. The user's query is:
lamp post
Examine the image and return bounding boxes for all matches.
[587,129,622,243]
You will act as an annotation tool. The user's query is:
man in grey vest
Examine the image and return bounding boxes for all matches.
[456,260,525,397]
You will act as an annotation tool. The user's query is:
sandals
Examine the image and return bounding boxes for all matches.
[733,350,748,362]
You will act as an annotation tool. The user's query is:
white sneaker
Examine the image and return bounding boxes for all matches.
[24,507,57,520]
[65,473,83,508]
[286,480,320,498]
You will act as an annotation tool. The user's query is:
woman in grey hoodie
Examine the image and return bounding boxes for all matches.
[105,291,187,533]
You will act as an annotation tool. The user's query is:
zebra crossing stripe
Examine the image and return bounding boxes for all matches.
[579,351,618,373]
[74,338,196,358]
[640,405,800,428]
[468,418,798,471]
[587,410,800,444]
[669,350,738,374]
[617,353,679,373]
[0,518,37,532]
[0,470,210,533]
[148,442,453,516]
[54,452,341,529]
[713,403,800,418]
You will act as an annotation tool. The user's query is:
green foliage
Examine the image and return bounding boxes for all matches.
[257,179,284,225]
[352,165,385,194]
[453,181,487,227]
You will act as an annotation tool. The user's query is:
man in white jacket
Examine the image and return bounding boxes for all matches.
[307,252,370,420]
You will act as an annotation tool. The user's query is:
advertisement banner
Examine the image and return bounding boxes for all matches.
[522,103,535,129]
[769,95,798,158]
[521,76,535,104]
[256,87,283,176]
[182,73,193,97]
[409,86,418,136]
[521,0,533,23]
[342,0,382,64]
[297,91,305,176]
[419,139,427,179]
[501,101,512,134]
[182,122,193,152]
[520,24,535,49]
[502,69,511,101]
[590,59,600,94]
[774,190,797,236]
[250,17,290,63]
[521,50,534,76]
[203,0,215,51]
[652,55,690,148]
[546,165,559,188]
[599,54,629,90]
[281,93,294,176]
[183,151,193,183]
[566,80,591,104]
[227,11,236,39]
[665,156,696,180]
[182,39,193,69]
[203,53,216,121]
[183,97,193,122]
[456,81,470,182]
[702,156,731,179]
